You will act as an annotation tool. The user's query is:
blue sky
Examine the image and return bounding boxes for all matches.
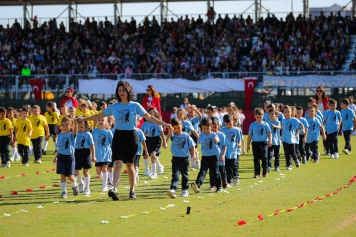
[0,0,350,27]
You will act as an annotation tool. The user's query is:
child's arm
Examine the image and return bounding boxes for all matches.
[73,119,78,136]
[246,134,252,152]
[194,107,202,120]
[220,145,226,162]
[44,124,50,139]
[189,146,196,160]
[241,139,246,155]
[168,126,174,138]
[142,141,149,159]
[28,128,33,138]
[303,128,308,143]
[9,128,13,144]
[160,131,167,149]
[353,117,356,131]
[90,144,96,162]
[320,126,327,141]
[271,124,282,129]
[267,132,272,147]
[299,122,305,135]
[191,130,199,139]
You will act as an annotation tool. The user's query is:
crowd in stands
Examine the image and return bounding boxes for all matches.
[0,9,356,83]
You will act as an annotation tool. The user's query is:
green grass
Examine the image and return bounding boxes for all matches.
[1,136,356,237]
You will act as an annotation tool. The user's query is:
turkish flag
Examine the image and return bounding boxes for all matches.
[29,79,43,100]
[244,77,257,110]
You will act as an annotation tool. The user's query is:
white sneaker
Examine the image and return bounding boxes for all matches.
[342,149,350,155]
[158,166,164,174]
[78,184,84,193]
[9,157,14,162]
[195,158,201,169]
[286,165,292,170]
[107,183,114,189]
[181,189,189,197]
[334,152,339,159]
[14,157,20,162]
[190,167,196,171]
[143,169,150,176]
[83,188,90,195]
[330,154,335,159]
[101,186,108,192]
[167,189,176,198]
[34,159,42,164]
[233,176,240,186]
[23,163,29,166]
[149,173,158,179]
[226,183,232,188]
[5,161,10,168]
[136,176,139,183]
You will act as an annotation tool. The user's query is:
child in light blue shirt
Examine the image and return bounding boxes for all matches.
[267,109,281,171]
[340,98,356,155]
[323,99,342,158]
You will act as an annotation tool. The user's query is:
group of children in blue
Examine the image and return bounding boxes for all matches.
[1,95,354,200]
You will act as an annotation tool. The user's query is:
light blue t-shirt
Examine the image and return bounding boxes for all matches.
[324,110,342,134]
[305,110,323,120]
[217,131,227,166]
[142,121,163,137]
[341,108,355,131]
[92,129,113,163]
[103,101,146,130]
[248,121,272,142]
[189,116,200,132]
[170,132,195,157]
[75,131,94,149]
[135,128,146,156]
[305,117,323,143]
[57,132,75,156]
[182,120,195,135]
[277,112,285,122]
[199,132,220,157]
[281,117,301,144]
[220,127,243,158]
[268,120,281,146]
[263,112,270,122]
[298,117,309,135]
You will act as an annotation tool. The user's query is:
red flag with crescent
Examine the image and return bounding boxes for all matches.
[244,77,257,110]
[29,79,43,100]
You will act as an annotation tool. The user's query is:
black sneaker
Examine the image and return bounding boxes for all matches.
[108,189,119,201]
[41,149,46,155]
[129,191,136,199]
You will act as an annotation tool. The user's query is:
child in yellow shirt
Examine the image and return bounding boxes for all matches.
[16,107,33,166]
[77,103,94,131]
[0,107,14,168]
[29,105,49,163]
[7,107,19,162]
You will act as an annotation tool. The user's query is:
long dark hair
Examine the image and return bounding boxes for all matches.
[116,81,134,102]
[147,85,158,97]
[316,86,327,100]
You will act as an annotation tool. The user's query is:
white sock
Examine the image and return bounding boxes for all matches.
[43,141,48,151]
[102,172,108,188]
[108,172,113,184]
[84,176,90,189]
[135,169,139,178]
[151,163,156,175]
[143,159,149,170]
[77,174,84,185]
[54,141,57,150]
[72,179,77,188]
[15,148,20,159]
[156,157,163,167]
[60,182,66,193]
[11,148,17,158]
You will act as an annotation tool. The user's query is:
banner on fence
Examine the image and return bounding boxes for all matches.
[29,78,43,100]
[78,78,245,94]
[263,75,356,88]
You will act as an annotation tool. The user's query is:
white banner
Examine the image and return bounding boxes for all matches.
[263,74,356,88]
[78,78,244,94]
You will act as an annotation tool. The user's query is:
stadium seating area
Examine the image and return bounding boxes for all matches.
[0,11,355,79]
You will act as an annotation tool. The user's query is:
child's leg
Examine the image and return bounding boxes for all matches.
[195,157,208,187]
[283,142,292,167]
[298,135,306,158]
[170,157,181,191]
[225,159,232,183]
[155,155,164,170]
[310,141,319,161]
[43,137,49,152]
[260,144,268,174]
[252,142,261,175]
[10,142,17,160]
[305,143,311,161]
[343,130,352,151]
[332,132,338,154]
[17,144,23,164]
[150,151,157,175]
[143,157,150,173]
[53,137,57,150]
[233,156,239,178]
[1,136,10,164]
[126,162,136,192]
[219,165,227,184]
[60,174,67,193]
[101,165,108,190]
[108,166,113,185]
[208,156,221,189]
[209,167,216,187]
[324,132,329,153]
[83,169,90,190]
[267,146,273,169]
[113,160,124,192]
[274,145,280,168]
[96,166,102,177]
[180,158,189,191]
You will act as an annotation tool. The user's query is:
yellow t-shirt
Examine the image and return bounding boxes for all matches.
[77,110,94,130]
[9,118,17,131]
[16,118,32,146]
[44,111,59,125]
[29,115,48,139]
[57,114,68,126]
[0,118,13,136]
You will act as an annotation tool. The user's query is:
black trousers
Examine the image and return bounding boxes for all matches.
[283,142,298,167]
[210,165,226,186]
[323,132,329,152]
[0,135,10,163]
[31,136,44,161]
[252,142,268,175]
[305,141,318,161]
[343,130,352,151]
[196,155,221,188]
[267,145,280,168]
[170,157,189,190]
[18,144,30,164]
[298,135,306,157]
[225,158,239,183]
[327,132,338,154]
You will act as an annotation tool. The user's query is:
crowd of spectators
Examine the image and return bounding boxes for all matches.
[0,9,356,85]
